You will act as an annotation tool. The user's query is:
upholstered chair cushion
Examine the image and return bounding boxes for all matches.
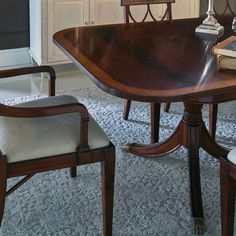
[0,95,110,163]
[227,148,236,165]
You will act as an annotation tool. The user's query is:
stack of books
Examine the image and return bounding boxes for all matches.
[212,36,236,70]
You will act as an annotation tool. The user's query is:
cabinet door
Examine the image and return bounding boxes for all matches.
[48,0,89,63]
[172,0,200,19]
[90,0,124,26]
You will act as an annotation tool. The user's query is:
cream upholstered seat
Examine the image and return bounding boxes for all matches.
[227,148,236,164]
[0,95,109,163]
[0,66,115,236]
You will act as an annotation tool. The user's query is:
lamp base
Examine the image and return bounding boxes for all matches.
[195,23,224,35]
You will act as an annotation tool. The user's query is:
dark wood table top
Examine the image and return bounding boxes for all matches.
[54,16,236,104]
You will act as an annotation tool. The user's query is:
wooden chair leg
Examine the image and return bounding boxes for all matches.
[0,155,7,226]
[220,159,236,236]
[163,102,171,112]
[209,104,218,140]
[123,99,131,120]
[101,146,115,236]
[151,103,161,143]
[70,167,77,178]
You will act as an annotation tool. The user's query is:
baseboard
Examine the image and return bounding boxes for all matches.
[0,47,31,68]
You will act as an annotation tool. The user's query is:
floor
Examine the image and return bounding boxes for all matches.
[0,63,93,100]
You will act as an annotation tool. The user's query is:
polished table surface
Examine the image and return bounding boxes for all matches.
[54,17,235,234]
[54,16,236,104]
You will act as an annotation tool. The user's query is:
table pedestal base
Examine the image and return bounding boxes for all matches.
[123,102,229,234]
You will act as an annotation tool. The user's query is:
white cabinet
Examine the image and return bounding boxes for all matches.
[29,0,124,65]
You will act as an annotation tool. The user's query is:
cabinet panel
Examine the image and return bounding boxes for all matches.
[48,0,86,63]
[172,0,200,19]
[90,0,124,25]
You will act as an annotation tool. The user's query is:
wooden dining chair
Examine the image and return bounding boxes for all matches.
[220,149,236,236]
[216,4,236,228]
[208,0,236,140]
[121,0,175,143]
[196,3,236,235]
[0,66,115,236]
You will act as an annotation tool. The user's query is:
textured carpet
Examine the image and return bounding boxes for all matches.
[1,84,236,236]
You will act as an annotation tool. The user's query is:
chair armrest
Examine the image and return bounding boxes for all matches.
[0,102,88,118]
[0,66,56,96]
[1,102,89,149]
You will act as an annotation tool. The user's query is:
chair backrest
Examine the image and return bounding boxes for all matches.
[121,0,175,23]
[213,0,236,16]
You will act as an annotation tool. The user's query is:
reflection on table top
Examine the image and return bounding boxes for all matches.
[54,16,236,103]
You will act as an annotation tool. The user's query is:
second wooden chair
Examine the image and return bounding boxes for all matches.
[121,0,175,143]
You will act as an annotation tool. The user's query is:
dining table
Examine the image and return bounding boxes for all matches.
[53,16,236,234]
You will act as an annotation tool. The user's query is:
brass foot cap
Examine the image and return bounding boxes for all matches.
[122,145,130,152]
[193,217,206,235]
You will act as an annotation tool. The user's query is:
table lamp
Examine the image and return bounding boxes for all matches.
[195,0,224,35]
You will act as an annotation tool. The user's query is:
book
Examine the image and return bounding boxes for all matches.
[217,55,236,70]
[213,36,236,57]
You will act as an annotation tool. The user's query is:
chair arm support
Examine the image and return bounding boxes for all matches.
[0,66,56,96]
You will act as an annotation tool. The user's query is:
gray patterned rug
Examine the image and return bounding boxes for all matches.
[1,84,236,236]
